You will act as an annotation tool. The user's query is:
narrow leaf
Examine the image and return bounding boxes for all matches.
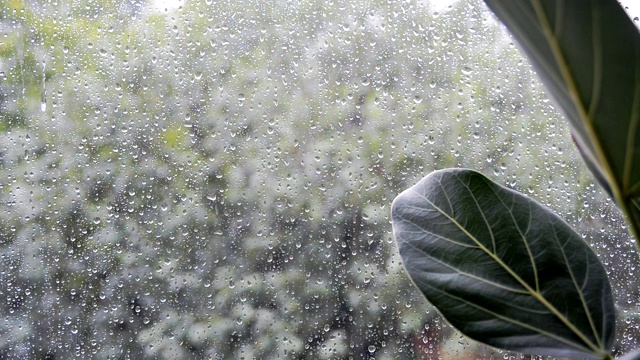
[482,0,640,242]
[392,169,615,359]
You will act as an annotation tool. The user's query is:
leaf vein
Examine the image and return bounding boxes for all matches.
[624,42,640,192]
[417,280,594,354]
[457,173,497,254]
[588,1,603,119]
[552,216,603,349]
[401,239,529,295]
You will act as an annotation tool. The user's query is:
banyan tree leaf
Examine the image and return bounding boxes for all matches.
[482,0,640,242]
[391,169,615,359]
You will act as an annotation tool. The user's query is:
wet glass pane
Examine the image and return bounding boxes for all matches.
[0,0,638,358]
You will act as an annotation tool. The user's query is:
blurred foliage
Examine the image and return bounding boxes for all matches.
[0,0,638,358]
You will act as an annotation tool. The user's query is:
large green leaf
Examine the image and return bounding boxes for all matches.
[391,169,615,359]
[482,0,640,242]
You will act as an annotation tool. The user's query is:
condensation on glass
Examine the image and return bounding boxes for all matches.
[0,0,638,358]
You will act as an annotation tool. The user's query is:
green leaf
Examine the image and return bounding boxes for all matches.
[481,0,640,242]
[391,169,615,359]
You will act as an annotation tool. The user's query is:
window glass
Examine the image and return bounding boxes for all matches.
[1,0,638,358]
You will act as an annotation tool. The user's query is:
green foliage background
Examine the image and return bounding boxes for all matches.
[0,0,637,358]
